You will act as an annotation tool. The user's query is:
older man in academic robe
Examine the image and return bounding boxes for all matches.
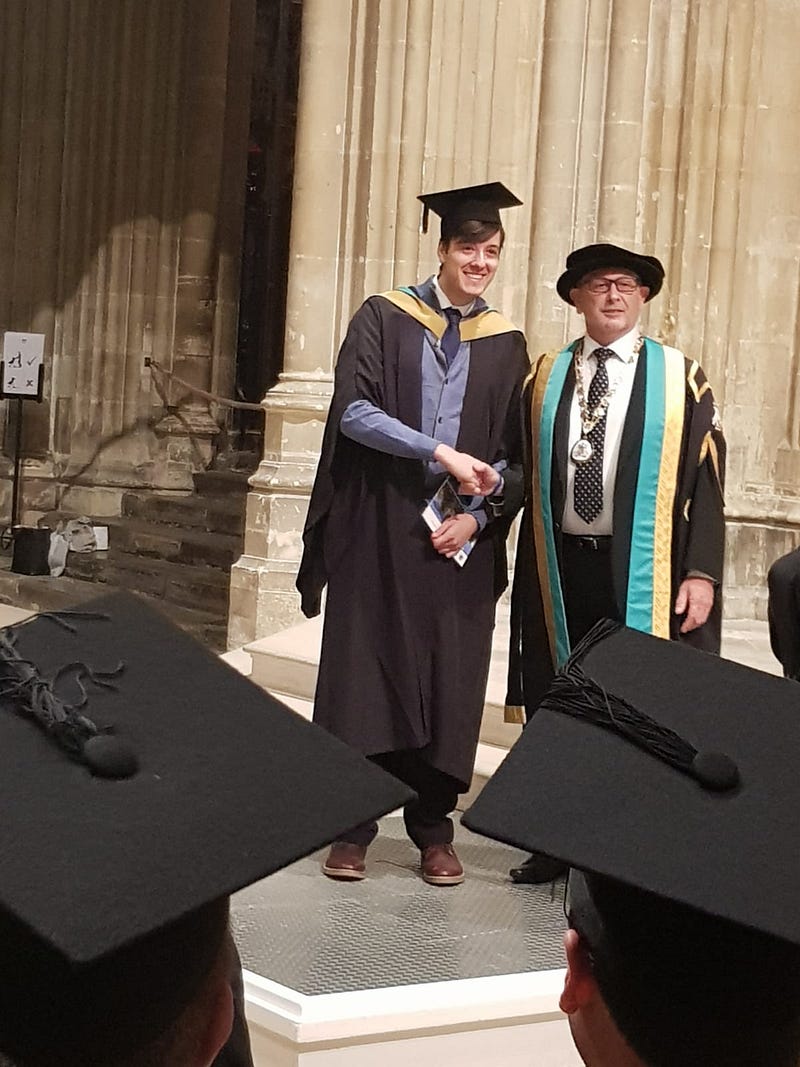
[505,243,726,884]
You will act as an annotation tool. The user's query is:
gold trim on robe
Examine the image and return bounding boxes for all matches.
[460,310,519,341]
[687,360,709,403]
[699,431,723,488]
[529,350,564,665]
[504,704,526,725]
[379,290,520,341]
[651,349,686,637]
[380,290,447,337]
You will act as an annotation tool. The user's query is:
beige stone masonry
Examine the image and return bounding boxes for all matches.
[0,1,253,517]
[228,0,800,644]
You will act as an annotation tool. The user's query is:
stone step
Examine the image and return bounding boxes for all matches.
[150,600,228,651]
[121,491,245,537]
[244,605,523,754]
[241,606,780,773]
[0,568,105,614]
[0,567,227,650]
[192,469,251,499]
[242,613,517,807]
[66,550,231,614]
[104,518,242,570]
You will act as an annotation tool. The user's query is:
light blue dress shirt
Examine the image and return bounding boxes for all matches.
[339,277,503,531]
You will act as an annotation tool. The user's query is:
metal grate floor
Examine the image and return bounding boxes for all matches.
[231,816,566,995]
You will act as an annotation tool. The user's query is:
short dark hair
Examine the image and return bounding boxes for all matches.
[439,218,505,249]
[573,874,800,1067]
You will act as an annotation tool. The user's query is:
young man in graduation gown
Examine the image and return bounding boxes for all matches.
[297,183,530,887]
[505,244,726,884]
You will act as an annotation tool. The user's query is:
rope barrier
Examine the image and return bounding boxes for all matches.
[147,360,265,413]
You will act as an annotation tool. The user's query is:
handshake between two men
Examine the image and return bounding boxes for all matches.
[429,442,504,560]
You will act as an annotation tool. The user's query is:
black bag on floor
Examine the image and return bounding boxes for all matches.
[11,526,51,576]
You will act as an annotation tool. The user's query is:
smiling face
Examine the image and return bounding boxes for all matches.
[571,269,649,346]
[437,230,502,306]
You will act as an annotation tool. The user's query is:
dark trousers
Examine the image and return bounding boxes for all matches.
[561,534,621,645]
[340,749,460,850]
[212,938,254,1067]
[768,547,800,680]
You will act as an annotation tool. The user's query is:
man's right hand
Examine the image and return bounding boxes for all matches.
[431,513,479,557]
[433,444,501,496]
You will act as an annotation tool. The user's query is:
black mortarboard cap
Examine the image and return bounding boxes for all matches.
[556,242,665,304]
[463,621,800,948]
[417,181,522,237]
[0,592,412,1064]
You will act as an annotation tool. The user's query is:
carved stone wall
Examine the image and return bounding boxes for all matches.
[0,0,253,517]
[231,0,800,644]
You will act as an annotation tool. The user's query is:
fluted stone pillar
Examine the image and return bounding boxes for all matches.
[0,0,252,518]
[719,0,800,616]
[229,0,354,645]
[231,0,800,645]
[228,0,544,644]
[157,0,248,480]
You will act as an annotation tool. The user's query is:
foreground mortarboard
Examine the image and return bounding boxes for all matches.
[463,620,800,947]
[0,591,412,1062]
[417,181,522,236]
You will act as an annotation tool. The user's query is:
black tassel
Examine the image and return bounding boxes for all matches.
[0,612,137,779]
[544,620,739,793]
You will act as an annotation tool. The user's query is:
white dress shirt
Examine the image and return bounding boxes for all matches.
[562,326,641,535]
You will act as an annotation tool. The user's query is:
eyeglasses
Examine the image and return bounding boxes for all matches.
[582,276,641,295]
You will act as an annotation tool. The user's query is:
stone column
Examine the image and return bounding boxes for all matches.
[53,0,189,506]
[229,0,544,645]
[230,0,800,644]
[0,0,254,516]
[155,0,250,485]
[717,0,800,616]
[0,1,186,515]
[229,0,356,645]
[0,1,69,518]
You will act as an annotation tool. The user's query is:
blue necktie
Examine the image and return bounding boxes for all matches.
[440,308,462,366]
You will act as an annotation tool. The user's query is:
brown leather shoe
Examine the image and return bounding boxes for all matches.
[420,844,464,886]
[322,842,367,880]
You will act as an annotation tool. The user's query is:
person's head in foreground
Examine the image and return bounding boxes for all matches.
[463,620,800,1067]
[557,242,665,346]
[561,869,800,1067]
[418,181,521,305]
[0,592,410,1067]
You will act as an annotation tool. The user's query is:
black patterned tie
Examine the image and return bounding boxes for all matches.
[573,347,613,524]
[440,308,462,366]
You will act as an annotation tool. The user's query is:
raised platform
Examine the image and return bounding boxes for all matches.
[232,815,579,1066]
[232,608,780,1065]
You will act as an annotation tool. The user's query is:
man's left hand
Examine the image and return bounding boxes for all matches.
[431,514,479,558]
[674,577,715,633]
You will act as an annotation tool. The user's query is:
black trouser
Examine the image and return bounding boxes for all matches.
[340,749,460,850]
[560,534,621,645]
[767,547,800,680]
